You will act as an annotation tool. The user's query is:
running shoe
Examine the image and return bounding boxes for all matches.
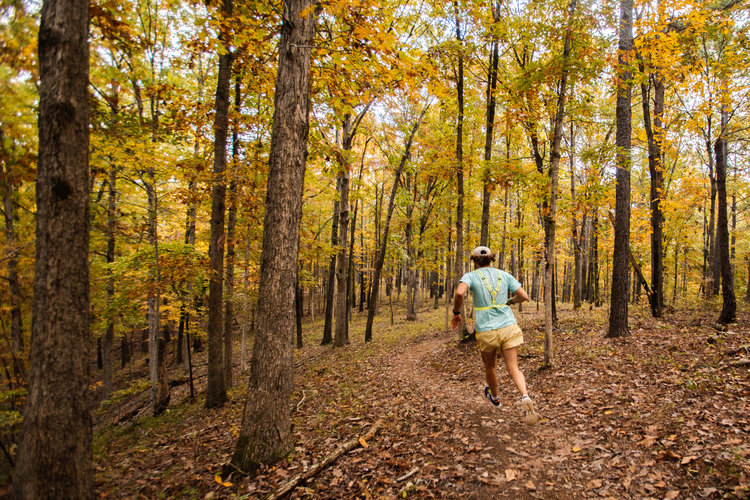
[484,386,501,408]
[521,395,538,425]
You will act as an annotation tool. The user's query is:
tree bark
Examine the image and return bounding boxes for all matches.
[231,0,315,470]
[102,164,117,398]
[715,136,735,323]
[405,172,417,321]
[480,2,500,247]
[542,0,576,366]
[2,140,24,382]
[453,0,469,339]
[15,0,92,495]
[223,73,241,389]
[607,0,633,338]
[334,114,357,346]
[640,67,664,317]
[206,0,233,408]
[321,183,339,345]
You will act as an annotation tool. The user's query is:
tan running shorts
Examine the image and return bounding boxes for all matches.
[476,323,523,352]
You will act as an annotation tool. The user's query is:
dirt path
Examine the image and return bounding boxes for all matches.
[372,331,576,498]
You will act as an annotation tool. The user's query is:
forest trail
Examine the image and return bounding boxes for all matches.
[367,325,597,498]
[92,304,750,499]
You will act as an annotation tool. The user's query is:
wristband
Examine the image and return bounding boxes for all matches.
[453,310,461,316]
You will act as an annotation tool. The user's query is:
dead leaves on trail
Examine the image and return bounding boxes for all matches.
[93,306,749,498]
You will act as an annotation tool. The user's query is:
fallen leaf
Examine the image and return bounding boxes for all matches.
[214,475,233,487]
[586,479,602,489]
[572,446,582,453]
[359,437,369,448]
[505,469,518,481]
[664,490,680,499]
[638,435,658,447]
[680,455,699,465]
[524,481,536,490]
[658,450,681,460]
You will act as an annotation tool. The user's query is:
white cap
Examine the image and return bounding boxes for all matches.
[471,246,493,257]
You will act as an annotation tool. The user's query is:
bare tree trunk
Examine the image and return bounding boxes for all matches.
[480,2,500,247]
[405,173,417,321]
[453,0,469,339]
[206,0,233,408]
[715,135,736,324]
[146,148,167,414]
[347,143,367,320]
[607,0,633,338]
[15,0,92,494]
[706,129,719,296]
[2,142,24,382]
[543,0,577,366]
[242,223,251,371]
[334,118,352,347]
[640,66,664,317]
[570,123,584,309]
[102,164,117,398]
[223,74,241,389]
[231,0,316,471]
[321,185,338,345]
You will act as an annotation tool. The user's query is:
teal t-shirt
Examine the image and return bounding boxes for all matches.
[459,267,521,333]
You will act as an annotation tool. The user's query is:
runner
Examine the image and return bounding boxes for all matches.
[451,246,538,424]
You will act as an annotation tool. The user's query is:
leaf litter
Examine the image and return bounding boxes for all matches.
[93,303,749,498]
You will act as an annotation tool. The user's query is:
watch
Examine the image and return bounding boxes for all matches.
[453,309,461,315]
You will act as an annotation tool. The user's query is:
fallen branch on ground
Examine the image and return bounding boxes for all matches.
[265,419,383,500]
[397,466,419,482]
[725,345,749,356]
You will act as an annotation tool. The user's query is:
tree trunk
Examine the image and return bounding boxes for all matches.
[570,122,584,309]
[334,115,354,347]
[607,0,633,338]
[348,143,367,320]
[365,106,429,342]
[231,0,315,471]
[223,74,241,390]
[206,0,233,408]
[543,0,576,366]
[146,146,167,414]
[321,182,339,345]
[640,68,664,317]
[2,146,24,382]
[102,164,117,398]
[715,136,735,323]
[706,128,719,296]
[453,0,469,338]
[405,173,417,321]
[296,274,303,348]
[480,3,500,247]
[15,0,92,495]
[242,223,251,371]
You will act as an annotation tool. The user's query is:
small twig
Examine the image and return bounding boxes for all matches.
[265,419,383,500]
[296,390,307,411]
[397,466,419,482]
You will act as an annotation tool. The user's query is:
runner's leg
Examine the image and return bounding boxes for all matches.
[481,349,499,397]
[501,346,528,396]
